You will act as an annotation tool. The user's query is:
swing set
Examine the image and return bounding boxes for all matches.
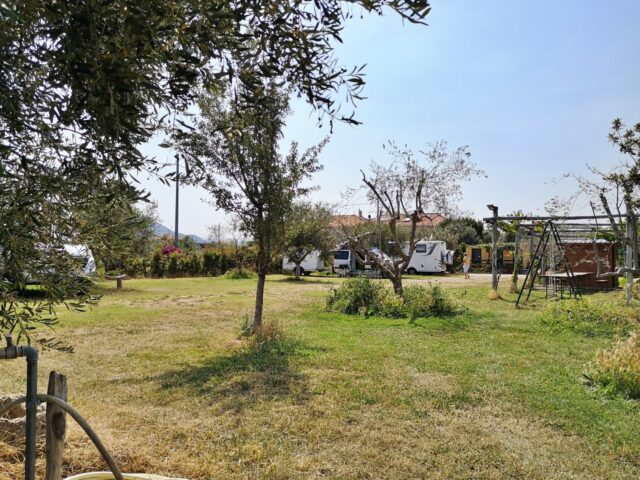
[483,208,622,306]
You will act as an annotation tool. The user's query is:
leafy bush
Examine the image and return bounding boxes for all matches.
[326,278,462,319]
[584,331,640,399]
[378,289,407,318]
[167,252,180,277]
[403,283,462,319]
[123,257,147,277]
[326,277,383,316]
[538,297,636,337]
[225,268,254,279]
[151,252,165,277]
[202,250,220,276]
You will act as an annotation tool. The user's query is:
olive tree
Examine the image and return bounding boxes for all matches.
[284,202,334,280]
[345,141,483,295]
[1,0,431,344]
[178,85,326,330]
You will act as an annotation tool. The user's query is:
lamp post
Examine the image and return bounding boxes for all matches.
[174,155,180,248]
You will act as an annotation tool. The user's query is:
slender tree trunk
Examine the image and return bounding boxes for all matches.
[254,267,266,330]
[294,262,301,281]
[626,213,634,306]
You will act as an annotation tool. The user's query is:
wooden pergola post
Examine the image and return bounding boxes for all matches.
[487,205,499,292]
[511,227,521,293]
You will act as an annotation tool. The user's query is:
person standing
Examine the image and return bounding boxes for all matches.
[462,252,471,279]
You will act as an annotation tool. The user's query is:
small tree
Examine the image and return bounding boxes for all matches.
[284,202,334,280]
[179,84,326,329]
[207,224,227,246]
[346,141,483,295]
[565,118,640,305]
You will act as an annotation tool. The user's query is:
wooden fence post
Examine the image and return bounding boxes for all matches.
[45,371,68,480]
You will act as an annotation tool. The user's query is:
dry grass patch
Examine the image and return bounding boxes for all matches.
[1,277,640,479]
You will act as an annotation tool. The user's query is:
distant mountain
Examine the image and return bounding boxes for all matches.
[153,224,208,245]
[153,224,173,237]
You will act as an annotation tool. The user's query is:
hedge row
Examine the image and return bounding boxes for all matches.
[118,246,282,278]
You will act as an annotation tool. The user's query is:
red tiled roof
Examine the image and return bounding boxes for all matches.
[380,213,446,228]
[329,215,369,228]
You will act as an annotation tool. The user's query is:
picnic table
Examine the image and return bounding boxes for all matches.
[539,271,592,298]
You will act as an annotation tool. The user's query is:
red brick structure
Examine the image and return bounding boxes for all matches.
[564,240,618,289]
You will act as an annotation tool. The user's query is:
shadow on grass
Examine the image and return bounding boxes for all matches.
[157,337,324,410]
[271,276,335,285]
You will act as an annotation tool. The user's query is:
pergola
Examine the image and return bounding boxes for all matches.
[483,206,622,305]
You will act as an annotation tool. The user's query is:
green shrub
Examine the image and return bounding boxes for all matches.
[167,253,180,277]
[123,257,147,277]
[151,252,165,277]
[202,250,219,276]
[403,283,462,319]
[327,279,463,319]
[378,289,406,318]
[225,268,253,279]
[584,331,640,399]
[326,277,383,316]
[538,297,635,337]
[182,253,202,277]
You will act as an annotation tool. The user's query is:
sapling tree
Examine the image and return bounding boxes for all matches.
[284,202,334,280]
[178,85,327,330]
[345,141,483,295]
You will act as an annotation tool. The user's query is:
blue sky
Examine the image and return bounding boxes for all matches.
[141,0,640,238]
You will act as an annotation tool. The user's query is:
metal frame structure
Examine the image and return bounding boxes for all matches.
[483,208,621,306]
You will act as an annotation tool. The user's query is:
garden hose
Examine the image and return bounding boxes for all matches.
[0,394,124,480]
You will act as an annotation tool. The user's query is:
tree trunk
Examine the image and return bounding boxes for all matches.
[626,214,634,306]
[294,263,301,281]
[253,269,266,330]
[392,275,403,296]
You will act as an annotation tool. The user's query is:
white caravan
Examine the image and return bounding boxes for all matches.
[405,240,454,274]
[282,250,325,276]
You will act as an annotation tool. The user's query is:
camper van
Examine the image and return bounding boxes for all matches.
[332,248,391,277]
[332,249,356,274]
[405,240,454,274]
[282,250,325,276]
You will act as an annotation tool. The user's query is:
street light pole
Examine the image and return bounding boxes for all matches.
[174,155,180,248]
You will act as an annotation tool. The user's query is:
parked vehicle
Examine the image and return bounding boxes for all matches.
[282,250,325,276]
[22,244,97,285]
[405,240,455,274]
[332,249,356,275]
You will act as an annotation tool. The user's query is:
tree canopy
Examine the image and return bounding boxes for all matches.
[0,0,431,344]
[284,202,334,279]
[346,141,483,294]
[178,84,327,328]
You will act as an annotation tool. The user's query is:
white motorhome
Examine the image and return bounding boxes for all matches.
[332,249,356,274]
[282,250,325,276]
[405,240,454,275]
[23,244,97,284]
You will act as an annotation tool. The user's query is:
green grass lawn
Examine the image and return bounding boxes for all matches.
[1,275,639,479]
